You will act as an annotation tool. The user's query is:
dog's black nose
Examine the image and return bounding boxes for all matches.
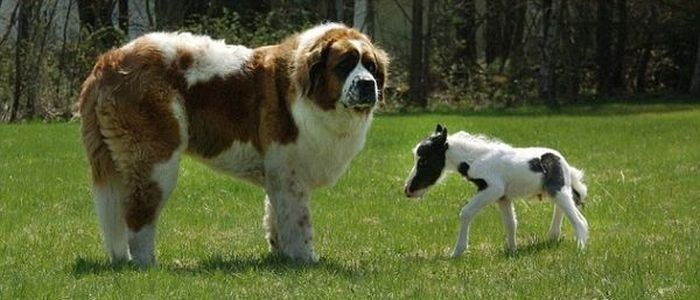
[357,79,377,103]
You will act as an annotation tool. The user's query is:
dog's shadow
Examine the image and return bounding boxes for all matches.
[72,254,360,278]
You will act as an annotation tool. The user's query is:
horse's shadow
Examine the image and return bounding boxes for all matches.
[503,238,563,258]
[71,254,361,278]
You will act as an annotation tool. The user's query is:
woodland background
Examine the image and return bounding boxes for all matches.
[0,0,699,121]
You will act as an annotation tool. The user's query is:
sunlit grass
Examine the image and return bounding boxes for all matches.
[1,104,699,298]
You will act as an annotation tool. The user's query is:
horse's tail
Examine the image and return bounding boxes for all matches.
[569,167,587,206]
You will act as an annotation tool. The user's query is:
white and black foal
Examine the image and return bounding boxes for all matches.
[404,125,589,257]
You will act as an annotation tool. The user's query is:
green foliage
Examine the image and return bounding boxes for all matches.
[1,103,699,298]
[182,8,316,47]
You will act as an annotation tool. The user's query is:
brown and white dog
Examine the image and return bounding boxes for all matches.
[79,23,388,265]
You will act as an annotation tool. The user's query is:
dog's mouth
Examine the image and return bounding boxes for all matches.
[340,77,379,110]
[340,101,376,114]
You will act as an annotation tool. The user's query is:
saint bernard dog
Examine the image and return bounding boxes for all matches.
[79,23,388,265]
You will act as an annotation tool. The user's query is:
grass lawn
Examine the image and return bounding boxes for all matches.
[1,103,699,298]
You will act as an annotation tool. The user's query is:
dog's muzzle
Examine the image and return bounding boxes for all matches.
[342,77,378,108]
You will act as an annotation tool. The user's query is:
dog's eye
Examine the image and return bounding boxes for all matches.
[365,61,377,74]
[337,56,357,73]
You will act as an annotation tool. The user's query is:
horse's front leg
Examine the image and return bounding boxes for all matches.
[264,167,317,263]
[452,184,504,257]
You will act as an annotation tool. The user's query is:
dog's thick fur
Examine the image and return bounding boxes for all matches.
[80,23,388,265]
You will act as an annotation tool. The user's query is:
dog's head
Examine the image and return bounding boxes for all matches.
[294,24,389,114]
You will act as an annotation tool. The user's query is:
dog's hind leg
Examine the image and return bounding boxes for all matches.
[125,150,182,266]
[452,183,503,257]
[98,98,186,266]
[93,178,131,263]
[497,197,517,252]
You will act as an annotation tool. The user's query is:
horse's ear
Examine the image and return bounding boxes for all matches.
[435,124,443,134]
[433,125,447,145]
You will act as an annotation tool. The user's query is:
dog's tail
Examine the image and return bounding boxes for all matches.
[569,167,587,206]
[79,64,118,185]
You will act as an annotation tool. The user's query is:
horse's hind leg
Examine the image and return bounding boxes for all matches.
[552,191,588,249]
[547,204,564,241]
[497,197,517,252]
[541,153,588,249]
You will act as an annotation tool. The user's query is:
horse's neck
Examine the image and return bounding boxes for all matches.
[445,141,492,170]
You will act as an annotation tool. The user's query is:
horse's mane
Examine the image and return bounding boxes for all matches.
[449,131,512,151]
[452,131,511,148]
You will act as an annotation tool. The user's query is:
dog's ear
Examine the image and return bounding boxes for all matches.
[373,47,389,102]
[298,41,331,96]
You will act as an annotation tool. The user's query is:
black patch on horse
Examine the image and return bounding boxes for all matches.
[540,152,565,197]
[407,136,449,192]
[528,157,544,173]
[572,189,582,206]
[458,162,489,191]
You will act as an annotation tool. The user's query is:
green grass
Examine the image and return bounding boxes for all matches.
[2,103,699,298]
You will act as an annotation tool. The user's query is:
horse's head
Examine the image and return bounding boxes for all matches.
[404,124,449,198]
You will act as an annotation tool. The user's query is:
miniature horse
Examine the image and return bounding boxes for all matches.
[404,125,589,257]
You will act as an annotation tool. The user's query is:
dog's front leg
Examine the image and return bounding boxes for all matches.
[264,168,318,263]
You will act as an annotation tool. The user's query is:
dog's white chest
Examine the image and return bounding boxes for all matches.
[284,101,373,188]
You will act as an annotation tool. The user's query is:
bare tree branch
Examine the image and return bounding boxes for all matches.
[0,1,20,46]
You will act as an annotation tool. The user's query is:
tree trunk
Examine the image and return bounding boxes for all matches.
[538,0,562,109]
[0,1,20,47]
[635,46,651,93]
[611,0,627,93]
[409,0,426,107]
[596,0,613,96]
[55,0,75,98]
[422,0,434,93]
[11,1,39,121]
[484,0,503,65]
[77,0,118,52]
[118,0,128,35]
[335,0,344,21]
[507,0,527,75]
[690,32,700,96]
[353,0,374,36]
[155,0,186,30]
[453,0,477,78]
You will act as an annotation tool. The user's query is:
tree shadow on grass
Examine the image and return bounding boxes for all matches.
[71,254,362,278]
[379,100,700,118]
